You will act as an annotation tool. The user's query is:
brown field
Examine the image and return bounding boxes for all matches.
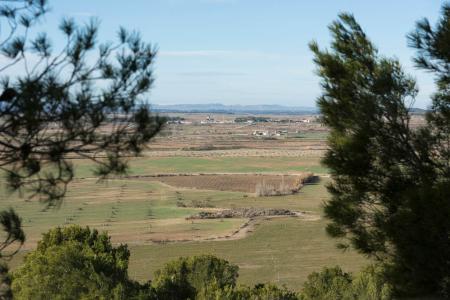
[146,173,313,194]
[150,114,328,153]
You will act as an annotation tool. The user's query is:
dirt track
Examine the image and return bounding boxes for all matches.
[148,212,321,244]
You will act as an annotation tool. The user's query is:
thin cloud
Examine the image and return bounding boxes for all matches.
[176,71,247,77]
[159,50,232,57]
[159,50,282,60]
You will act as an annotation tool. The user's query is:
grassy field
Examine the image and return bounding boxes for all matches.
[3,166,367,290]
[1,178,251,247]
[1,172,326,247]
[73,156,328,178]
[0,114,364,290]
[128,217,366,290]
[125,177,368,290]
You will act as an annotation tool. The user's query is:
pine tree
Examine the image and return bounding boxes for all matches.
[0,0,164,268]
[311,7,450,296]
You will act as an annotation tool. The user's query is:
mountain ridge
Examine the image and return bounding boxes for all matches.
[151,103,319,115]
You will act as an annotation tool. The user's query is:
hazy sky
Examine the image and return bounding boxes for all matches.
[41,1,444,108]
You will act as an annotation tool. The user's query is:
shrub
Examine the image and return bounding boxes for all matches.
[196,280,237,300]
[152,255,302,299]
[301,266,352,300]
[240,283,299,300]
[152,255,239,300]
[12,226,152,299]
[300,265,393,300]
[350,265,393,300]
[197,282,299,300]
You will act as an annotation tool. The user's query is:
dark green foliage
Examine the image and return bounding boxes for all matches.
[347,265,392,300]
[236,284,299,300]
[408,4,450,88]
[407,5,450,296]
[300,265,392,300]
[301,266,352,300]
[11,226,153,299]
[0,208,24,259]
[151,254,301,300]
[197,283,299,300]
[195,282,237,300]
[408,3,450,166]
[311,7,450,297]
[0,1,48,269]
[0,263,12,300]
[152,255,239,300]
[35,226,130,281]
[11,243,396,300]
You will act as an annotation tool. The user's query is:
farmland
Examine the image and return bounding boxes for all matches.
[146,173,313,194]
[2,113,374,290]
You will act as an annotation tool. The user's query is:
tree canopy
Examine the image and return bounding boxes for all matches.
[300,265,392,300]
[11,226,152,299]
[311,4,450,297]
[152,255,239,300]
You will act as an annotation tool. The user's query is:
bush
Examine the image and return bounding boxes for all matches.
[11,231,395,300]
[152,255,301,300]
[152,255,239,300]
[12,226,152,299]
[238,283,300,300]
[350,265,393,300]
[195,281,237,300]
[197,282,299,300]
[301,266,352,300]
[300,265,393,300]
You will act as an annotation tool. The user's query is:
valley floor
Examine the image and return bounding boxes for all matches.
[3,116,368,290]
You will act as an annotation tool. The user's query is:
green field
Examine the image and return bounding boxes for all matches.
[73,156,328,178]
[1,179,249,246]
[128,217,366,289]
[126,177,368,290]
[3,155,367,290]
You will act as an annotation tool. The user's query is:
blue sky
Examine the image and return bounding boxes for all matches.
[42,1,444,108]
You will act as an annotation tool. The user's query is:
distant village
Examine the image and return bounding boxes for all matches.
[167,115,319,125]
[165,114,322,137]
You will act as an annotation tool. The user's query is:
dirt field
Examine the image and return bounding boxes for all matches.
[145,173,313,193]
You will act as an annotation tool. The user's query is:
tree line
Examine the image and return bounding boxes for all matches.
[10,225,392,300]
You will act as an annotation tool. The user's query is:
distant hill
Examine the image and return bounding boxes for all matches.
[151,103,428,115]
[151,103,319,115]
